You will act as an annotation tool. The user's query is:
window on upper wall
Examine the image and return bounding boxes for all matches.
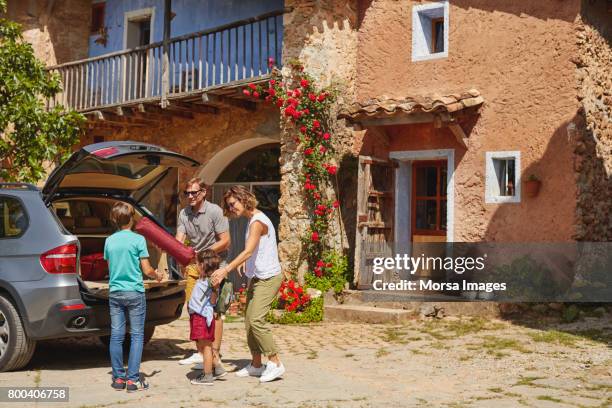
[412,1,449,62]
[485,151,521,204]
[91,2,106,34]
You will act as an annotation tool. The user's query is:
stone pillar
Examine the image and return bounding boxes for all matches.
[573,2,612,242]
[278,0,359,280]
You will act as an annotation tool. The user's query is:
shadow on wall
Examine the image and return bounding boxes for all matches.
[452,0,580,23]
[482,116,578,243]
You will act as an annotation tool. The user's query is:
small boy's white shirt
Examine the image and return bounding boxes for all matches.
[188,278,215,327]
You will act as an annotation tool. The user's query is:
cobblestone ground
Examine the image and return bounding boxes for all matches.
[0,312,610,408]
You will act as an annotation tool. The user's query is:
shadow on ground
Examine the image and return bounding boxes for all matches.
[26,336,190,371]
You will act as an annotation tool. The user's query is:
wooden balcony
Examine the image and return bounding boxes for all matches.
[46,10,285,126]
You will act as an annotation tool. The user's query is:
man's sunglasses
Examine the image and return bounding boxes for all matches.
[183,189,202,197]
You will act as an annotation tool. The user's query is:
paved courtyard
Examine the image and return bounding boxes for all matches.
[0,312,610,408]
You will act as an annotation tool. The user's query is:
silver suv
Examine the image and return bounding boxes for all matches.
[0,141,199,371]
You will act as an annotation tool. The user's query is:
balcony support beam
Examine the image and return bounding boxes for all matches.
[202,92,257,111]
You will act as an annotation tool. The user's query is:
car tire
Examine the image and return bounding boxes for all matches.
[98,326,156,349]
[0,295,36,372]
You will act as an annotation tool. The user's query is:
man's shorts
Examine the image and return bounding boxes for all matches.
[185,263,233,316]
[189,313,215,341]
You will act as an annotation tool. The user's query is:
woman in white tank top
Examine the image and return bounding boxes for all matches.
[210,185,285,383]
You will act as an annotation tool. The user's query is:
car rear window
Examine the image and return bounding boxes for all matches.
[0,196,28,238]
[68,158,157,179]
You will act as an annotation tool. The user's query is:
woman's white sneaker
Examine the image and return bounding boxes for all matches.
[235,363,266,377]
[259,362,285,383]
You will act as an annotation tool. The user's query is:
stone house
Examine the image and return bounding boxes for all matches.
[8,0,611,291]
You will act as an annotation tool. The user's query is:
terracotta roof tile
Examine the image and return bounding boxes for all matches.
[338,89,484,121]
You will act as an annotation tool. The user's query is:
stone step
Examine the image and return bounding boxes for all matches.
[324,304,417,324]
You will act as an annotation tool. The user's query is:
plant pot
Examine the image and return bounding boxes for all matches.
[524,180,541,197]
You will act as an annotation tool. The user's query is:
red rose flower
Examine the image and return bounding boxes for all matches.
[268,88,276,97]
[270,79,276,86]
[318,93,326,102]
[313,192,321,200]
[248,83,257,90]
[304,148,314,156]
[326,165,337,175]
[284,106,296,117]
[300,79,309,88]
[253,91,260,98]
[277,100,284,108]
[333,200,340,208]
[293,88,302,97]
[317,260,325,267]
[314,268,322,277]
[300,126,307,134]
[319,146,327,154]
[268,57,275,67]
[243,89,251,97]
[308,93,316,101]
[313,120,320,129]
[323,133,331,140]
[311,231,319,241]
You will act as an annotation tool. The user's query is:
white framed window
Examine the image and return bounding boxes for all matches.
[412,1,449,62]
[485,151,521,204]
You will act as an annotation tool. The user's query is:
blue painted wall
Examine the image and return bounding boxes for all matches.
[89,0,283,58]
[82,0,283,105]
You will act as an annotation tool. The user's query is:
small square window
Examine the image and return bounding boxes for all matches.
[485,151,521,204]
[412,1,449,62]
[91,3,106,34]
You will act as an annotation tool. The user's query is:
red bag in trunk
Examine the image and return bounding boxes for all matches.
[80,253,109,281]
[134,217,195,266]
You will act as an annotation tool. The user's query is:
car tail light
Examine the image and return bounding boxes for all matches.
[92,147,118,158]
[40,244,78,274]
[60,303,85,311]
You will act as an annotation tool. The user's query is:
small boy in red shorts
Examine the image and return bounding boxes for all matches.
[188,249,220,385]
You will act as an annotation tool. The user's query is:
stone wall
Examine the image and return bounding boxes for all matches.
[6,0,91,66]
[573,0,612,241]
[82,104,280,198]
[279,0,360,279]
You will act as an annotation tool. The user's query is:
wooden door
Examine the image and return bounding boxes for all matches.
[411,160,447,279]
[355,156,396,289]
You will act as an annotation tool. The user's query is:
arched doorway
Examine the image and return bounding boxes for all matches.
[207,143,281,290]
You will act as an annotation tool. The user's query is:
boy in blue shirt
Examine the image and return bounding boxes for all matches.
[104,202,161,392]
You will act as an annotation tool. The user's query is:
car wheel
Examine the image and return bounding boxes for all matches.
[98,326,156,349]
[0,295,36,372]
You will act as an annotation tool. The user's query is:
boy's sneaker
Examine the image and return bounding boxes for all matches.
[190,373,214,386]
[260,362,285,383]
[179,352,203,365]
[235,363,266,377]
[111,378,126,391]
[214,363,227,378]
[193,362,226,378]
[126,379,149,392]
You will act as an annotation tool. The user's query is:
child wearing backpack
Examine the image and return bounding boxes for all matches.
[189,249,220,385]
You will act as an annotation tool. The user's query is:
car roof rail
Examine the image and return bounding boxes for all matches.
[0,182,39,191]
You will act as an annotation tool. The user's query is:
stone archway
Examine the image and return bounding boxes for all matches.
[197,136,279,185]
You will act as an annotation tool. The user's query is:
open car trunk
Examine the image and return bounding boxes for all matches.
[43,141,199,301]
[52,197,185,300]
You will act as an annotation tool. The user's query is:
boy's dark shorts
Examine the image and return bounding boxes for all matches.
[189,313,215,342]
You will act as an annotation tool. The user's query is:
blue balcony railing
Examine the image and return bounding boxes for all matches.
[47,10,284,112]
